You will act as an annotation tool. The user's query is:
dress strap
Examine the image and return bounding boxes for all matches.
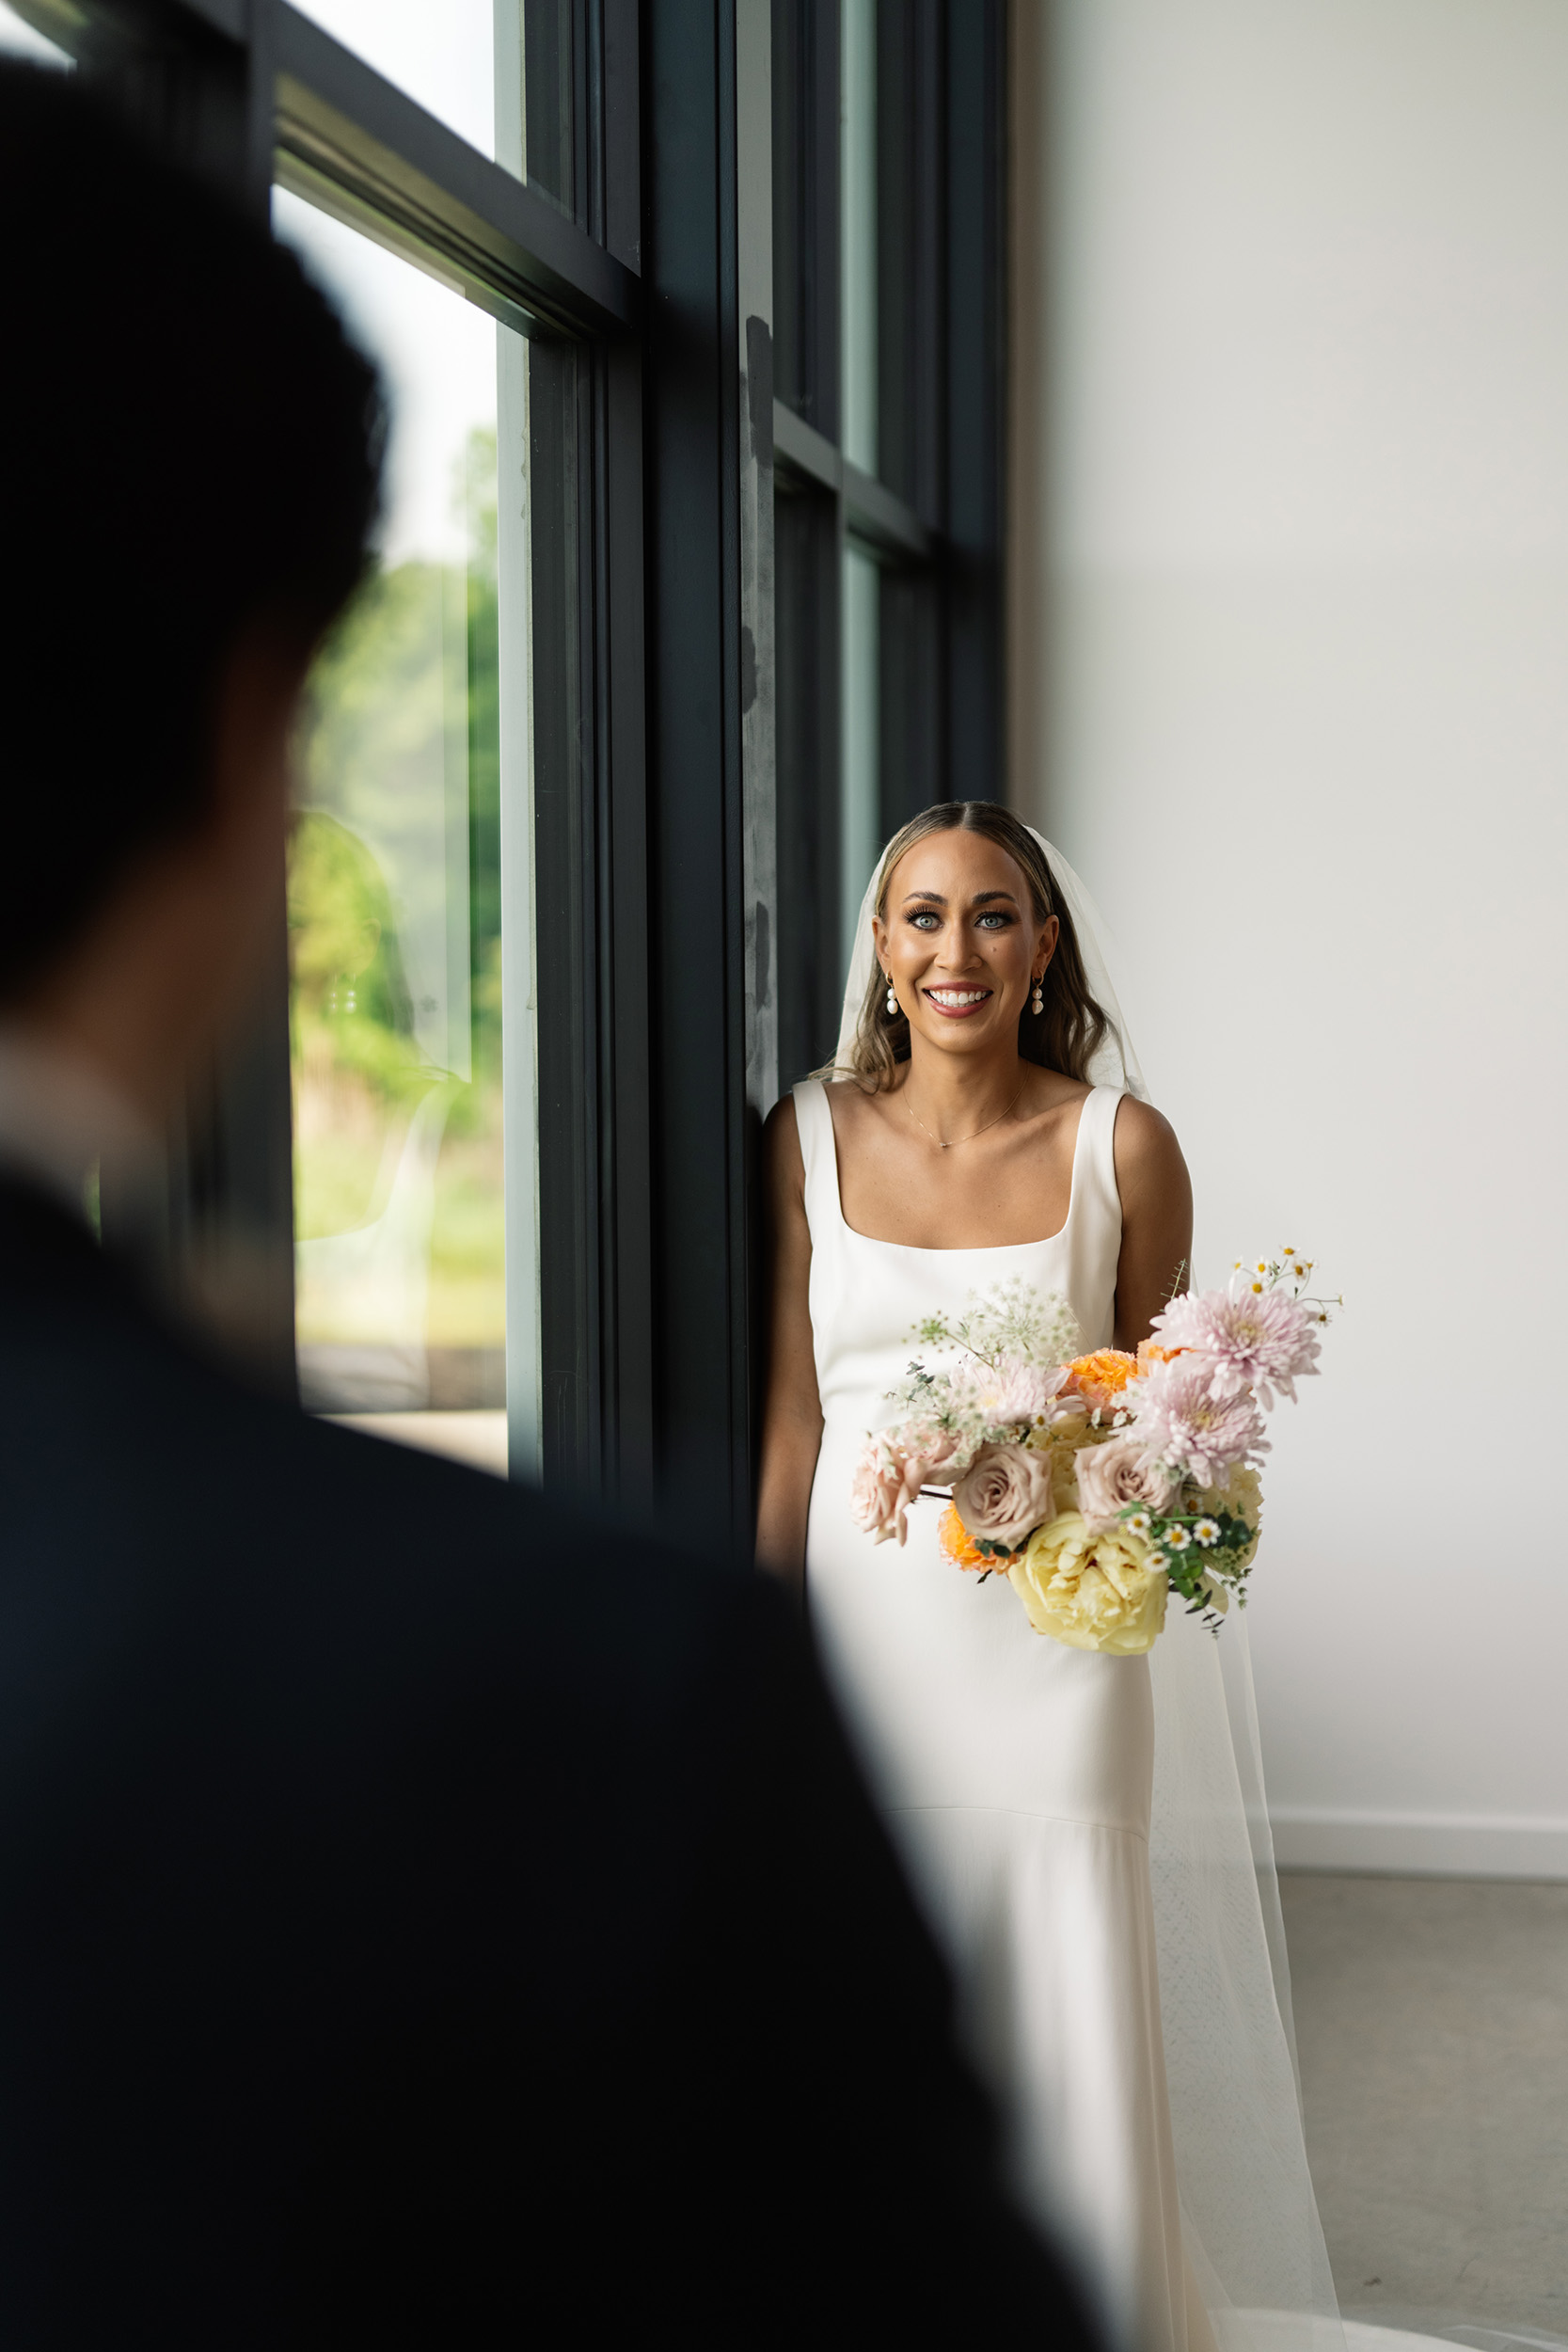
[1072,1085,1126,1241]
[790,1078,842,1244]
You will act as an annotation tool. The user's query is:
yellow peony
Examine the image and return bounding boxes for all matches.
[1007,1512,1168,1655]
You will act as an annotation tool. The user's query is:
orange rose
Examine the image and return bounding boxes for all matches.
[1066,1348,1139,1408]
[939,1502,990,1571]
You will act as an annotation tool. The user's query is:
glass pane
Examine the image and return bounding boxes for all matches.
[775,488,842,1085]
[497,0,578,219]
[841,0,879,474]
[293,0,495,159]
[292,2,577,216]
[274,190,538,1481]
[0,4,70,64]
[841,541,881,968]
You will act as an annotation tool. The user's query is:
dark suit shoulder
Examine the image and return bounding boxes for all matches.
[0,1179,1095,2350]
[0,1170,768,1774]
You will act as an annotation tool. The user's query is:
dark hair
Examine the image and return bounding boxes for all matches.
[822,800,1120,1089]
[0,62,384,998]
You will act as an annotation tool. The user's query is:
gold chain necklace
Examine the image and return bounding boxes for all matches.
[903,1082,1026,1151]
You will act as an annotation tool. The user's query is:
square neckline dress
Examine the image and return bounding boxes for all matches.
[796,1075,1190,2352]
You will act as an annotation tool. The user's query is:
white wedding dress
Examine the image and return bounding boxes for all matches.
[800,1075,1191,2349]
[794,831,1341,2352]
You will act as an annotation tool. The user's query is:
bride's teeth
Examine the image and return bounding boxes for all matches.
[929,989,990,1005]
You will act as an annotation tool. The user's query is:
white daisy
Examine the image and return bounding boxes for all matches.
[1123,1510,1152,1540]
[1193,1518,1221,1549]
[1164,1524,1193,1552]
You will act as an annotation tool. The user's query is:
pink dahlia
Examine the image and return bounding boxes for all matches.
[1126,1355,1268,1486]
[979,1361,1075,1427]
[1152,1273,1320,1410]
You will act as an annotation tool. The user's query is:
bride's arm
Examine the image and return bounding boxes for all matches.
[755,1095,824,1588]
[1111,1095,1195,1348]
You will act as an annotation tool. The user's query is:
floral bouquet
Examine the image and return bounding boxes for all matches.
[849,1254,1332,1655]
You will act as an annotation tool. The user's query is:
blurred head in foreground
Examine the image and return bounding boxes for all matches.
[0,61,382,1110]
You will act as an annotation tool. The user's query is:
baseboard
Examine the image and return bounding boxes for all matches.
[1271,1807,1568,1881]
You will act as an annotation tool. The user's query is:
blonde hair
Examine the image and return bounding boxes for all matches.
[817,801,1116,1091]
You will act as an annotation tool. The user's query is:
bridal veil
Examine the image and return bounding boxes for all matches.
[833,831,1343,2352]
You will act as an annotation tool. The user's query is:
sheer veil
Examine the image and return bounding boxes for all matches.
[833,832,1342,2352]
[833,832,1148,1096]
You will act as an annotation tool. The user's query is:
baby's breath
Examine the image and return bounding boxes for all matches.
[911,1278,1080,1372]
[887,1282,1082,1462]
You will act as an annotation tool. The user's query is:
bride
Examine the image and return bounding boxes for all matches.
[758,802,1339,2352]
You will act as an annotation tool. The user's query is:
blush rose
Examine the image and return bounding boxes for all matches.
[950,1440,1055,1555]
[849,1438,905,1544]
[851,1428,973,1546]
[1073,1435,1185,1535]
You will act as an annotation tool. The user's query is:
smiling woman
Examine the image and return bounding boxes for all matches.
[823,801,1116,1097]
[758,800,1218,2349]
[760,800,1344,2352]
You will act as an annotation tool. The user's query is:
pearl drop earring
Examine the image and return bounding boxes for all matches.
[885,975,898,1016]
[1031,978,1044,1015]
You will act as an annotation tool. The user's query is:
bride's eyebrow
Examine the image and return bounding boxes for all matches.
[898,889,1020,907]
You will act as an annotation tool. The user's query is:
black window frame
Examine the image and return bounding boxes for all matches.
[770,0,1006,1091]
[15,0,1005,1550]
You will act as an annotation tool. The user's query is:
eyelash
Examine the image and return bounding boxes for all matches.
[906,909,1013,932]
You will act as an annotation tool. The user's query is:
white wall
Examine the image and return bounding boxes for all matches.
[1022,0,1568,1876]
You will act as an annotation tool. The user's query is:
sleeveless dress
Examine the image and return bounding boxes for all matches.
[797,1076,1191,2352]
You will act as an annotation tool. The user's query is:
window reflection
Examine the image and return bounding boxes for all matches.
[293,0,578,219]
[275,189,517,1477]
[840,0,879,475]
[512,0,578,218]
[840,541,880,967]
[292,0,495,159]
[0,3,68,64]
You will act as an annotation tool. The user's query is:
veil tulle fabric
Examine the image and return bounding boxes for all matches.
[832,832,1148,1096]
[833,831,1343,2352]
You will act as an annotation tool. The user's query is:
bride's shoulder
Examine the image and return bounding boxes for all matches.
[761,1089,807,1216]
[1109,1093,1189,1199]
[762,1076,856,1164]
[762,1084,802,1145]
[1109,1090,1181,1148]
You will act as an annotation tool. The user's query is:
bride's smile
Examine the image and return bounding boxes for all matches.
[877,829,1053,1065]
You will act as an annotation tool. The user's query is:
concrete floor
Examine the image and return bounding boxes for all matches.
[1278,1873,1568,2345]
